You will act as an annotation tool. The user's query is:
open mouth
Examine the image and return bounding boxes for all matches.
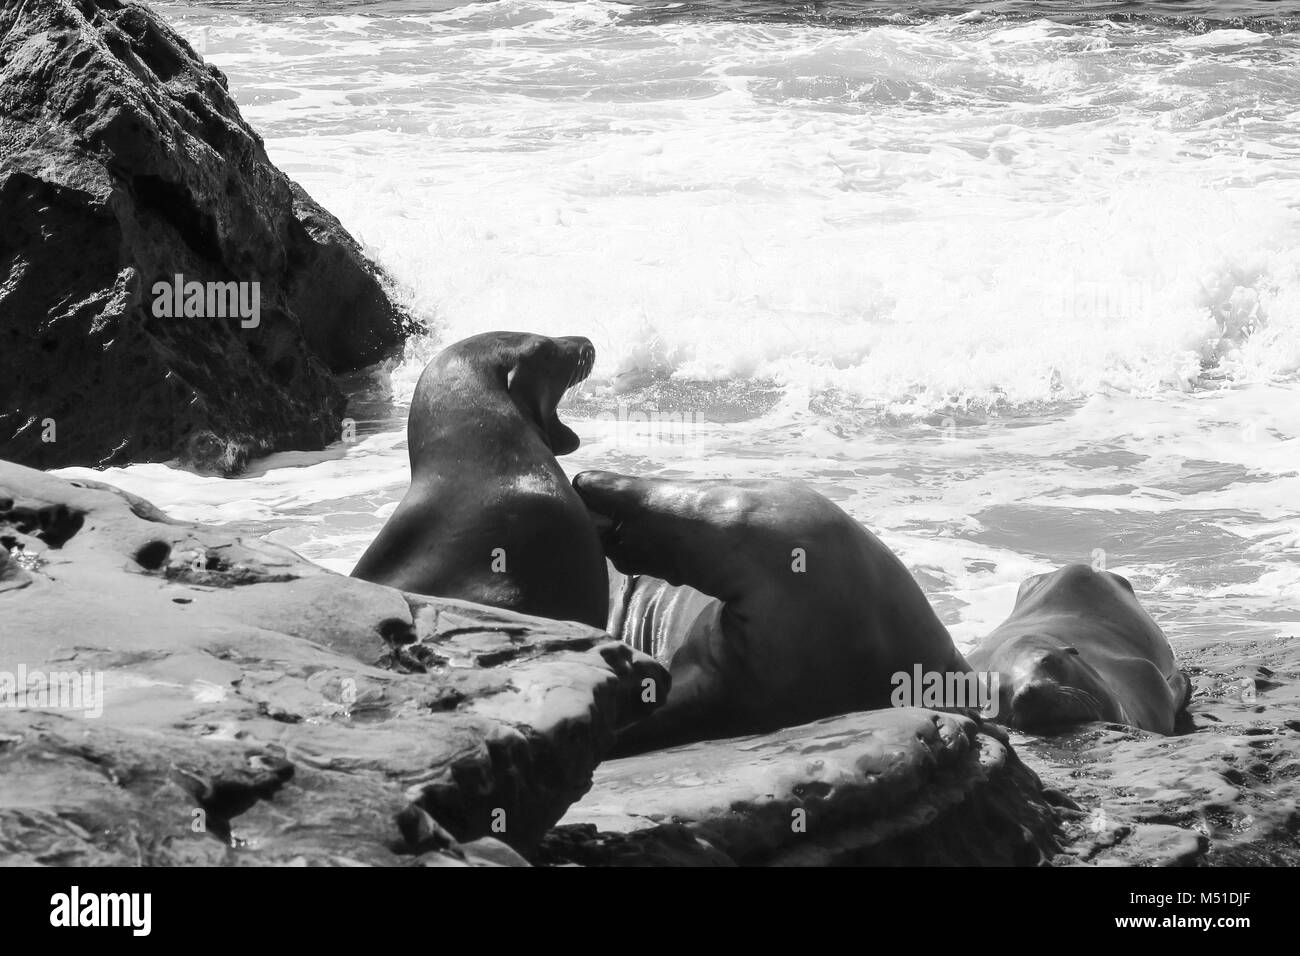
[524,338,595,455]
[553,344,594,411]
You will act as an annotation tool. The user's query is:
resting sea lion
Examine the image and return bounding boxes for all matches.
[968,564,1190,734]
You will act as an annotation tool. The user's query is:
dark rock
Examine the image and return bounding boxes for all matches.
[0,0,418,474]
[0,460,668,863]
[395,803,459,854]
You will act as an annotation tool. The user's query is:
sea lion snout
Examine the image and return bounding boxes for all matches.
[995,641,1123,730]
[1007,677,1104,730]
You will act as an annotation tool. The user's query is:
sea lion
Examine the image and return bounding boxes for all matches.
[574,471,970,754]
[968,564,1190,735]
[351,332,608,629]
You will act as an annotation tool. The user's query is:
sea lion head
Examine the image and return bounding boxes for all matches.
[980,565,1137,730]
[499,332,595,455]
[414,331,596,459]
[989,633,1124,730]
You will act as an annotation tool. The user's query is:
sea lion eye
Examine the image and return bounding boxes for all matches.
[1064,647,1080,655]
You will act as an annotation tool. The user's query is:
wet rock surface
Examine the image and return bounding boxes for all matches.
[0,0,416,474]
[543,709,1065,866]
[5,459,1286,867]
[0,461,665,864]
[1016,630,1300,867]
[0,460,1073,868]
[542,629,1300,867]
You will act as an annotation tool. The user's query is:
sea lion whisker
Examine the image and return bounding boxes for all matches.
[1052,686,1102,713]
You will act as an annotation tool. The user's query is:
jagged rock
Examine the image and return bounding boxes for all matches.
[0,0,417,474]
[0,544,32,592]
[0,460,667,864]
[542,708,1064,866]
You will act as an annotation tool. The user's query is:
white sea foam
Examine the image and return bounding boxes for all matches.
[148,2,1300,413]
[82,2,1300,642]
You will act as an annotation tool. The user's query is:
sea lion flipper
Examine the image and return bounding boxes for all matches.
[1171,667,1193,710]
[1106,656,1183,734]
[611,651,728,756]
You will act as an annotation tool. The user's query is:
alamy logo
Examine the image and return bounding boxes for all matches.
[890,665,1000,716]
[152,274,261,328]
[592,404,702,448]
[1057,277,1151,321]
[0,666,103,718]
[49,887,151,936]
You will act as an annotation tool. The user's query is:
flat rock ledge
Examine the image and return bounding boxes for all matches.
[542,709,1064,866]
[0,460,666,865]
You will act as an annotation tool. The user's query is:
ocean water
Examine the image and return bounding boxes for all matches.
[60,0,1300,658]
